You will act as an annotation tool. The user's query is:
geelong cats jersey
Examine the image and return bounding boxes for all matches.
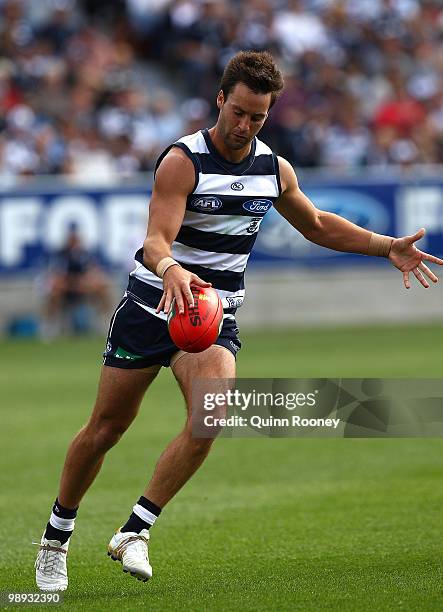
[127,128,281,319]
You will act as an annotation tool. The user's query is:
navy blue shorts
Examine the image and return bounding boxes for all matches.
[103,297,241,369]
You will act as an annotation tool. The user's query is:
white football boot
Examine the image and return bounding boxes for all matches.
[34,535,69,591]
[108,528,152,582]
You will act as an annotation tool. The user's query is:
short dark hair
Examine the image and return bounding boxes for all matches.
[220,51,284,109]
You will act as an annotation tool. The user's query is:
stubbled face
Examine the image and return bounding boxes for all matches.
[216,82,271,151]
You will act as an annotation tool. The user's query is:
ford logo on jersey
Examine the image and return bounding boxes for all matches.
[192,196,223,212]
[242,199,273,214]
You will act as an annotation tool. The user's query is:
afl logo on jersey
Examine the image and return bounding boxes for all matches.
[192,196,223,212]
[231,182,244,191]
[242,199,272,214]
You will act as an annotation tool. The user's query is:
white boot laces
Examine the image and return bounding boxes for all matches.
[33,542,66,576]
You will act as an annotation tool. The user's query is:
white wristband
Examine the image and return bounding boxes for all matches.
[156,257,180,278]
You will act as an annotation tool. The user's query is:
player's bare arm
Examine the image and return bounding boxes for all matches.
[275,157,443,289]
[142,148,211,314]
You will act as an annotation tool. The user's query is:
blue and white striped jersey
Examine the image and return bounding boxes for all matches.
[127,128,281,319]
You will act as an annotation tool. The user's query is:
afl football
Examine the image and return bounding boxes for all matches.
[167,286,223,353]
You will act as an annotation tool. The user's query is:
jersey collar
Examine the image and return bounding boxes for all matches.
[202,128,257,176]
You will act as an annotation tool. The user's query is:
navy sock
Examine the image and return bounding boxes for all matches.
[121,496,162,533]
[44,498,78,545]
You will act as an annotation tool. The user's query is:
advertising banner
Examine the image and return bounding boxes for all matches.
[253,179,443,266]
[1,177,443,274]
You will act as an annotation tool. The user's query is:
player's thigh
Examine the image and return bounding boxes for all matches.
[171,345,235,412]
[87,365,160,430]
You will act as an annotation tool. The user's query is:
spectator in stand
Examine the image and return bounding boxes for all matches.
[374,72,426,138]
[320,101,371,169]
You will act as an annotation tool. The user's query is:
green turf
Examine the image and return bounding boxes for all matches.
[0,324,442,611]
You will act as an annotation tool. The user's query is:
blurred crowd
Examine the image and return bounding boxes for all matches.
[1,0,443,182]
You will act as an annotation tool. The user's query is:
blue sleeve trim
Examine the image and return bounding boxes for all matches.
[272,153,282,196]
[154,142,200,194]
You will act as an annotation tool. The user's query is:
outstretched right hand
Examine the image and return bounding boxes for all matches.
[156,265,211,315]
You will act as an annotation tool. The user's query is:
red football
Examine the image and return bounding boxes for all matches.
[167,286,223,353]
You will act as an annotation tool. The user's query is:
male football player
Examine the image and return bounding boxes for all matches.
[35,51,443,591]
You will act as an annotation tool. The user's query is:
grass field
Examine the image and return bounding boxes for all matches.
[0,324,442,611]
